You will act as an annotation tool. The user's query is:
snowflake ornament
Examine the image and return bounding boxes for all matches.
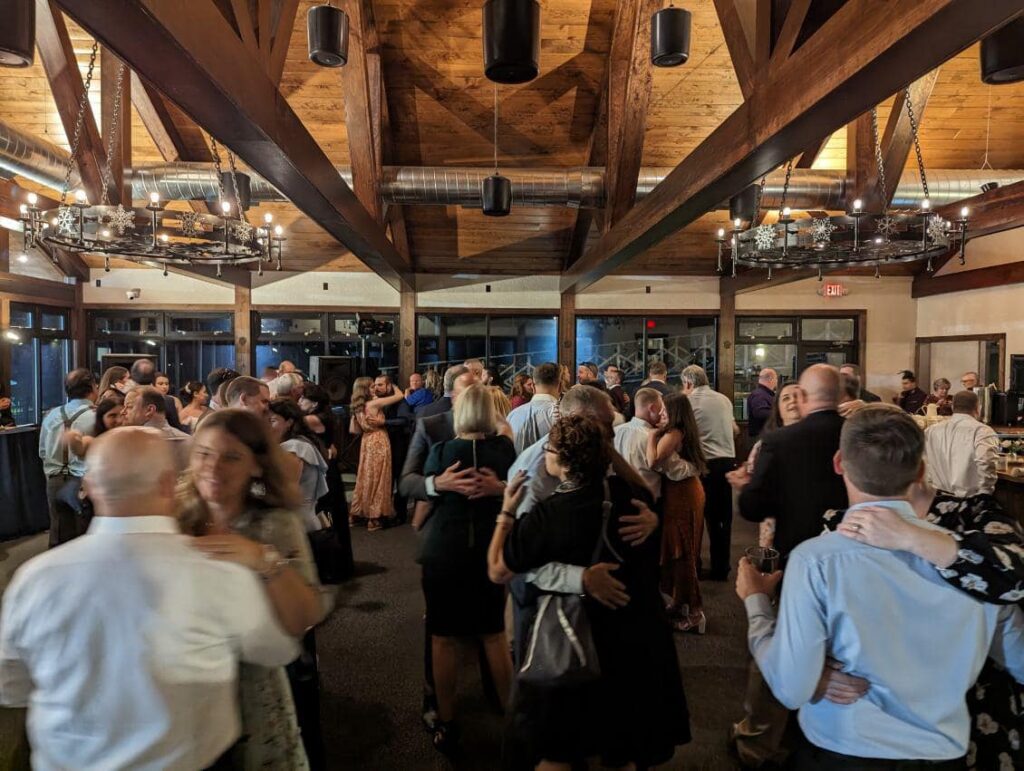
[927,216,950,245]
[230,219,254,244]
[809,218,837,243]
[875,215,899,241]
[753,223,777,251]
[106,204,136,236]
[55,206,76,236]
[178,211,202,237]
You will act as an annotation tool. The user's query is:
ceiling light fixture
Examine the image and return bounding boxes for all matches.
[651,3,691,67]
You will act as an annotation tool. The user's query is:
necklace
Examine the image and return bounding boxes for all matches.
[554,477,586,494]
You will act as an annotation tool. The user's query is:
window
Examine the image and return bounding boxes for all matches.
[7,303,72,425]
[734,314,860,418]
[415,313,558,385]
[576,315,717,392]
[88,311,234,391]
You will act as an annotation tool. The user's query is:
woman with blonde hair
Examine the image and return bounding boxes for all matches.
[418,383,516,753]
[424,368,443,401]
[177,408,328,770]
[348,375,405,531]
[488,386,515,441]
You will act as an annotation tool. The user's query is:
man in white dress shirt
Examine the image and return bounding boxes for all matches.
[613,387,665,501]
[925,390,999,497]
[0,428,298,771]
[506,361,561,453]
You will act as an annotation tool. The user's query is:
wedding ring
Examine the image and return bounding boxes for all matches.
[851,523,862,532]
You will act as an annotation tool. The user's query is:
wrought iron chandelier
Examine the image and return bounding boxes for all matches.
[715,87,969,279]
[18,41,284,277]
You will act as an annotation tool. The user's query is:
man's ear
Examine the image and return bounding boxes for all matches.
[915,459,926,484]
[833,450,844,476]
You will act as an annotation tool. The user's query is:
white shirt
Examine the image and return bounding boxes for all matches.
[687,385,736,460]
[613,417,661,500]
[144,417,193,472]
[507,393,558,454]
[0,516,299,771]
[925,413,999,497]
[38,399,96,477]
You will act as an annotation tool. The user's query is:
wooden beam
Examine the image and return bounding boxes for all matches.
[721,267,819,295]
[559,290,576,371]
[0,271,75,304]
[35,0,114,205]
[0,229,9,274]
[936,178,1024,240]
[340,0,384,225]
[399,286,415,385]
[846,112,876,210]
[878,70,940,207]
[769,0,811,68]
[57,0,413,292]
[229,0,260,55]
[913,260,1024,298]
[713,0,757,100]
[266,0,300,85]
[71,282,87,368]
[131,74,185,162]
[561,0,1023,293]
[604,0,659,230]
[234,284,252,375]
[37,242,89,282]
[101,47,131,204]
[718,287,736,400]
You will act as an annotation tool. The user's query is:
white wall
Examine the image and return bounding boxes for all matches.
[82,268,234,304]
[417,275,561,309]
[737,276,917,400]
[576,276,720,310]
[253,271,399,307]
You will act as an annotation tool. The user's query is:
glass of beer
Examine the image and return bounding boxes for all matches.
[745,546,780,574]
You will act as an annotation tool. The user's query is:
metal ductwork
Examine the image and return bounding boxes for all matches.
[0,117,1020,212]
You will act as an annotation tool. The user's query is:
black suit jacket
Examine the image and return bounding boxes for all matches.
[739,409,848,559]
[164,395,183,431]
[398,411,455,502]
[416,396,452,420]
[860,388,881,403]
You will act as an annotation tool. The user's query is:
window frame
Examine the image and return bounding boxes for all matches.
[8,302,73,425]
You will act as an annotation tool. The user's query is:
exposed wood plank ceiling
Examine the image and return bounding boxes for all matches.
[1,0,1023,278]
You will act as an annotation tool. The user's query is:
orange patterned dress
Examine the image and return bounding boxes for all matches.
[350,408,394,527]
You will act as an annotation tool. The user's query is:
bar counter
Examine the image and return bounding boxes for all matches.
[0,426,49,540]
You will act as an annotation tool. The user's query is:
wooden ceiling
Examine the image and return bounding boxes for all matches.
[2,0,1024,278]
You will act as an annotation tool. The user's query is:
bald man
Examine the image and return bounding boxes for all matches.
[0,428,298,770]
[747,368,778,438]
[733,364,848,765]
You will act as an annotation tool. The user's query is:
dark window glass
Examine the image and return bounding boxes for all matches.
[93,314,159,335]
[10,304,33,329]
[168,315,232,335]
[576,317,646,388]
[734,343,799,419]
[738,319,794,340]
[801,318,855,342]
[10,338,37,424]
[259,314,323,337]
[644,316,717,384]
[488,316,557,383]
[255,341,325,378]
[40,339,70,413]
[40,310,67,333]
[443,315,487,365]
[164,341,236,388]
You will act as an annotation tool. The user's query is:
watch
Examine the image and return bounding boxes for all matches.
[258,545,288,580]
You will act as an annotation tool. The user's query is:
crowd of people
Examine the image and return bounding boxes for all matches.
[1,351,1022,770]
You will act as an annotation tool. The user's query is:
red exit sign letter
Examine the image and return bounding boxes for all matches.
[818,281,848,298]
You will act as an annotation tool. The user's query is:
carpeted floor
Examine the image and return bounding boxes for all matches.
[319,519,756,770]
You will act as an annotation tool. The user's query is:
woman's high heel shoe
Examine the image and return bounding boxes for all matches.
[432,720,459,755]
[673,612,707,635]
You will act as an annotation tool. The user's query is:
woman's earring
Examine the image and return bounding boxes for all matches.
[249,479,267,499]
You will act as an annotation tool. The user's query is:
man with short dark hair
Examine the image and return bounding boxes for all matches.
[644,360,672,397]
[123,386,192,471]
[613,387,666,501]
[839,363,880,403]
[205,367,240,410]
[130,358,183,430]
[895,370,928,415]
[577,361,605,390]
[925,390,999,497]
[604,365,631,417]
[838,372,867,418]
[225,376,271,419]
[737,406,1024,769]
[38,368,97,547]
[506,361,561,453]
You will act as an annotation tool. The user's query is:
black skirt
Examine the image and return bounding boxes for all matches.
[422,566,506,637]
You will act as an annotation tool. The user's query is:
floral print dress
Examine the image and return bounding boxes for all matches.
[824,494,1024,771]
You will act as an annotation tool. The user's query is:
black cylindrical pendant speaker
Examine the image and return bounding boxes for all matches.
[220,171,252,212]
[729,185,758,223]
[981,17,1024,84]
[482,174,512,216]
[308,4,350,68]
[483,0,540,84]
[0,0,35,68]
[651,6,691,67]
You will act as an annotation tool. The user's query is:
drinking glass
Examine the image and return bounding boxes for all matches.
[745,546,780,574]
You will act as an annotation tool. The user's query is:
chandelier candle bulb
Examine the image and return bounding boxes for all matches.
[921,198,931,210]
[961,206,970,219]
[149,192,159,205]
[27,192,37,206]
[74,189,86,204]
[274,225,283,237]
[18,203,26,214]
[853,199,862,212]
[220,201,231,215]
[264,213,273,224]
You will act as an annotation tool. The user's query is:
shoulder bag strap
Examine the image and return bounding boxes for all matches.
[590,479,624,565]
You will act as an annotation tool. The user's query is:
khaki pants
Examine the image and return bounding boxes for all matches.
[45,474,85,548]
[732,658,796,768]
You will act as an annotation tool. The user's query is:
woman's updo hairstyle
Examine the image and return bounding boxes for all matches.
[548,415,610,485]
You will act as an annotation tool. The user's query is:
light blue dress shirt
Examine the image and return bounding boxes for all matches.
[506,394,557,455]
[745,499,1024,761]
[38,399,96,477]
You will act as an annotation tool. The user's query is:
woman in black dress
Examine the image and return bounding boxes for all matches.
[489,414,690,770]
[826,486,1024,771]
[419,383,517,751]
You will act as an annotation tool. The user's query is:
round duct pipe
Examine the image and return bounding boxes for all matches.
[483,0,540,84]
[307,4,349,68]
[0,0,35,68]
[981,17,1024,84]
[651,6,691,67]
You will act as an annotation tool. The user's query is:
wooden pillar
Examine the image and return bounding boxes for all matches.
[71,282,87,369]
[718,288,736,402]
[559,290,576,371]
[0,228,9,273]
[234,285,251,375]
[0,295,10,391]
[101,47,131,203]
[399,286,415,386]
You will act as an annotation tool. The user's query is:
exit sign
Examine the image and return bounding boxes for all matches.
[818,281,849,298]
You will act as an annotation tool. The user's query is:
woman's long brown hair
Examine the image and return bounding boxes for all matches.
[660,393,709,477]
[176,408,300,534]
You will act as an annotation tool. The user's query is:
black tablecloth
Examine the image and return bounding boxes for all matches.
[0,426,49,540]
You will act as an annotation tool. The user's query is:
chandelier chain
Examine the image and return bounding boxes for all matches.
[227,149,247,224]
[903,87,929,201]
[209,137,228,204]
[753,175,767,221]
[779,159,794,212]
[99,62,127,206]
[60,41,100,205]
[870,107,889,213]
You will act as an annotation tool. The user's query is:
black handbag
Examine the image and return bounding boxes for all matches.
[517,480,622,688]
[307,516,350,584]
